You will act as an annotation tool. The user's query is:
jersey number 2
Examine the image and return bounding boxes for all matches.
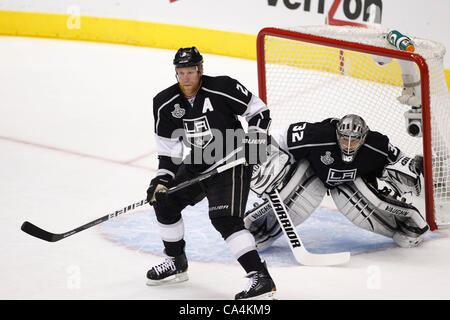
[236,84,248,96]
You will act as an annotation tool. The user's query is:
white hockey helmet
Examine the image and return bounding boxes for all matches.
[336,114,369,163]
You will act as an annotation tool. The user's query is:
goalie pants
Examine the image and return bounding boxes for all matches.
[154,164,263,272]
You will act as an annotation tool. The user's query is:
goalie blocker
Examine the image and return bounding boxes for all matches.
[245,152,429,250]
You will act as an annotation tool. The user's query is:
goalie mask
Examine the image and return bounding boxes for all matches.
[336,114,369,163]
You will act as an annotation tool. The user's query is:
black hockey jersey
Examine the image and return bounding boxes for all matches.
[283,118,401,188]
[153,75,270,176]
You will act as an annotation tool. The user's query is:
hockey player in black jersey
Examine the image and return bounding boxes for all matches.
[145,47,276,300]
[245,114,429,251]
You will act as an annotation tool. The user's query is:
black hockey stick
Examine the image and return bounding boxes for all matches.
[20,199,149,242]
[165,157,246,198]
[266,189,350,266]
[21,157,246,242]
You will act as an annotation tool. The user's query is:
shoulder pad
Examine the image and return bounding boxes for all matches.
[153,83,180,107]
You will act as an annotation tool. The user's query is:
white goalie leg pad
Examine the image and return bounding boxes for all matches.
[331,177,429,245]
[244,200,281,251]
[352,178,428,235]
[330,182,397,238]
[281,159,327,225]
[245,159,326,251]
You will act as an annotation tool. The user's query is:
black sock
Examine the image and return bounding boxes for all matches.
[237,250,265,274]
[163,240,186,257]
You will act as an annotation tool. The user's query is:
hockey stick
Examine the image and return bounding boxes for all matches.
[266,189,350,266]
[165,157,246,198]
[20,199,149,242]
[21,157,247,242]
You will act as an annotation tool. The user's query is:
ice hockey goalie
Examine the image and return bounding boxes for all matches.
[244,114,429,250]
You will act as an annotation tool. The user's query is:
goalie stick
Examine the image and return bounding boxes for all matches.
[266,189,350,266]
[21,157,246,242]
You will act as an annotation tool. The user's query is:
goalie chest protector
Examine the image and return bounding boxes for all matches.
[285,119,399,188]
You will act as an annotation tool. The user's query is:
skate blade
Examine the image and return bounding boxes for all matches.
[146,272,189,286]
[237,290,277,300]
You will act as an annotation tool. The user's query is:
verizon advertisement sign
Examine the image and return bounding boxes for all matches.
[267,0,382,26]
[2,0,449,66]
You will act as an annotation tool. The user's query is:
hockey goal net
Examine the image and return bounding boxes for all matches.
[257,25,450,230]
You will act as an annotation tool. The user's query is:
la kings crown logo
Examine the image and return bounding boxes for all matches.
[183,115,213,148]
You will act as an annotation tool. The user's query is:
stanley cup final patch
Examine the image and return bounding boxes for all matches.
[320,151,334,165]
[183,116,213,148]
[171,104,185,118]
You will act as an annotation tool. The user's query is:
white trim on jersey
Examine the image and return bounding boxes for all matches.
[155,93,180,134]
[248,126,268,133]
[362,143,388,157]
[242,94,269,121]
[156,169,176,178]
[270,126,295,161]
[155,134,184,159]
[289,142,337,150]
[201,87,248,107]
[389,149,405,164]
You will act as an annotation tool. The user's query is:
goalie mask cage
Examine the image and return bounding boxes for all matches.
[257,25,450,230]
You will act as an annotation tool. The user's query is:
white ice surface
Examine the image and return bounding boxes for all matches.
[1,36,450,300]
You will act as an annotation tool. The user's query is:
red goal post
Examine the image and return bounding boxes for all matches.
[257,25,450,230]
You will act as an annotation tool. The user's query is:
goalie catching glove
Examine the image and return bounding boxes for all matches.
[381,155,423,197]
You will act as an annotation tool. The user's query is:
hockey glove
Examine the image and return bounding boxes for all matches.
[411,155,424,176]
[250,144,291,196]
[243,131,269,165]
[381,156,422,197]
[147,174,173,206]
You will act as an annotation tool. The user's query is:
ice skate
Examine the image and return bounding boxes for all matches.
[146,252,188,286]
[235,267,276,300]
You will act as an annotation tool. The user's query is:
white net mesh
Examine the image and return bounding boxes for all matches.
[260,25,450,227]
